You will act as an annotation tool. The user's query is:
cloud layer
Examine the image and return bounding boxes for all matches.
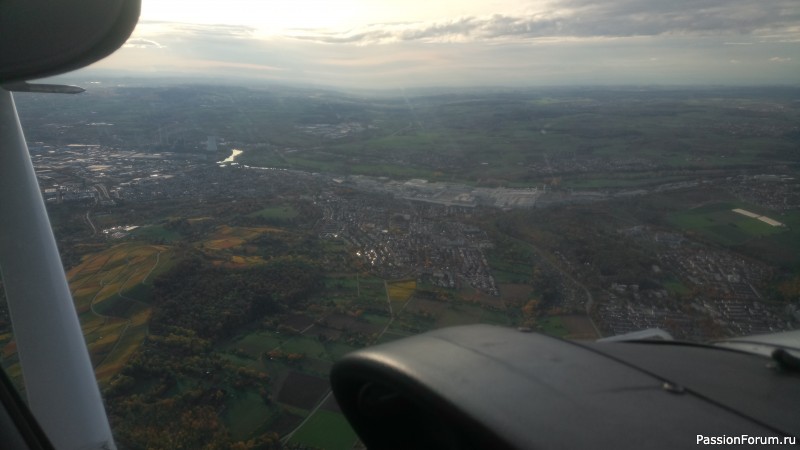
[289,0,800,44]
[84,0,800,88]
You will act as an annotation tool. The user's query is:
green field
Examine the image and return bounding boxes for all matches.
[226,331,283,358]
[224,391,273,440]
[537,316,569,338]
[325,275,359,292]
[248,205,299,220]
[361,313,390,327]
[435,305,485,328]
[668,202,800,268]
[669,203,787,246]
[209,87,800,195]
[225,329,353,362]
[131,225,182,242]
[324,342,357,361]
[282,337,328,359]
[287,410,358,450]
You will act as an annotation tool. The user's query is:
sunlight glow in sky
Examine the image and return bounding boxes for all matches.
[83,0,800,89]
[143,0,364,31]
[140,1,532,32]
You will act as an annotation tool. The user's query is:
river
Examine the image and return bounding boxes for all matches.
[218,149,242,164]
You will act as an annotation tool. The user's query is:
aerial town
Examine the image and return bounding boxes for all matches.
[3,84,797,448]
[29,135,799,342]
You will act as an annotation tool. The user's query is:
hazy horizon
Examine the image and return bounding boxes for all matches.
[58,0,799,89]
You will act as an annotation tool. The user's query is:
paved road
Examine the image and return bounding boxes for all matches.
[85,210,97,235]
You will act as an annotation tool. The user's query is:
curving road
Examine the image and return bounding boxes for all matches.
[85,210,97,235]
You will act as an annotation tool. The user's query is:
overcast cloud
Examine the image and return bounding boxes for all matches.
[82,0,800,88]
[287,0,799,43]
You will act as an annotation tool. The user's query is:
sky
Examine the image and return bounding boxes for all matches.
[82,0,800,89]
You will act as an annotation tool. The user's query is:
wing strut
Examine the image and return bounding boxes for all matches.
[0,88,116,450]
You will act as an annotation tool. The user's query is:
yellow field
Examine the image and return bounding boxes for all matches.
[68,243,167,307]
[119,265,152,292]
[2,241,161,385]
[207,225,283,243]
[387,280,416,302]
[94,306,152,383]
[61,243,170,383]
[73,286,98,300]
[86,319,129,357]
[70,256,108,277]
[205,237,245,250]
[202,226,283,264]
[78,313,108,335]
[227,255,266,267]
[106,249,131,265]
